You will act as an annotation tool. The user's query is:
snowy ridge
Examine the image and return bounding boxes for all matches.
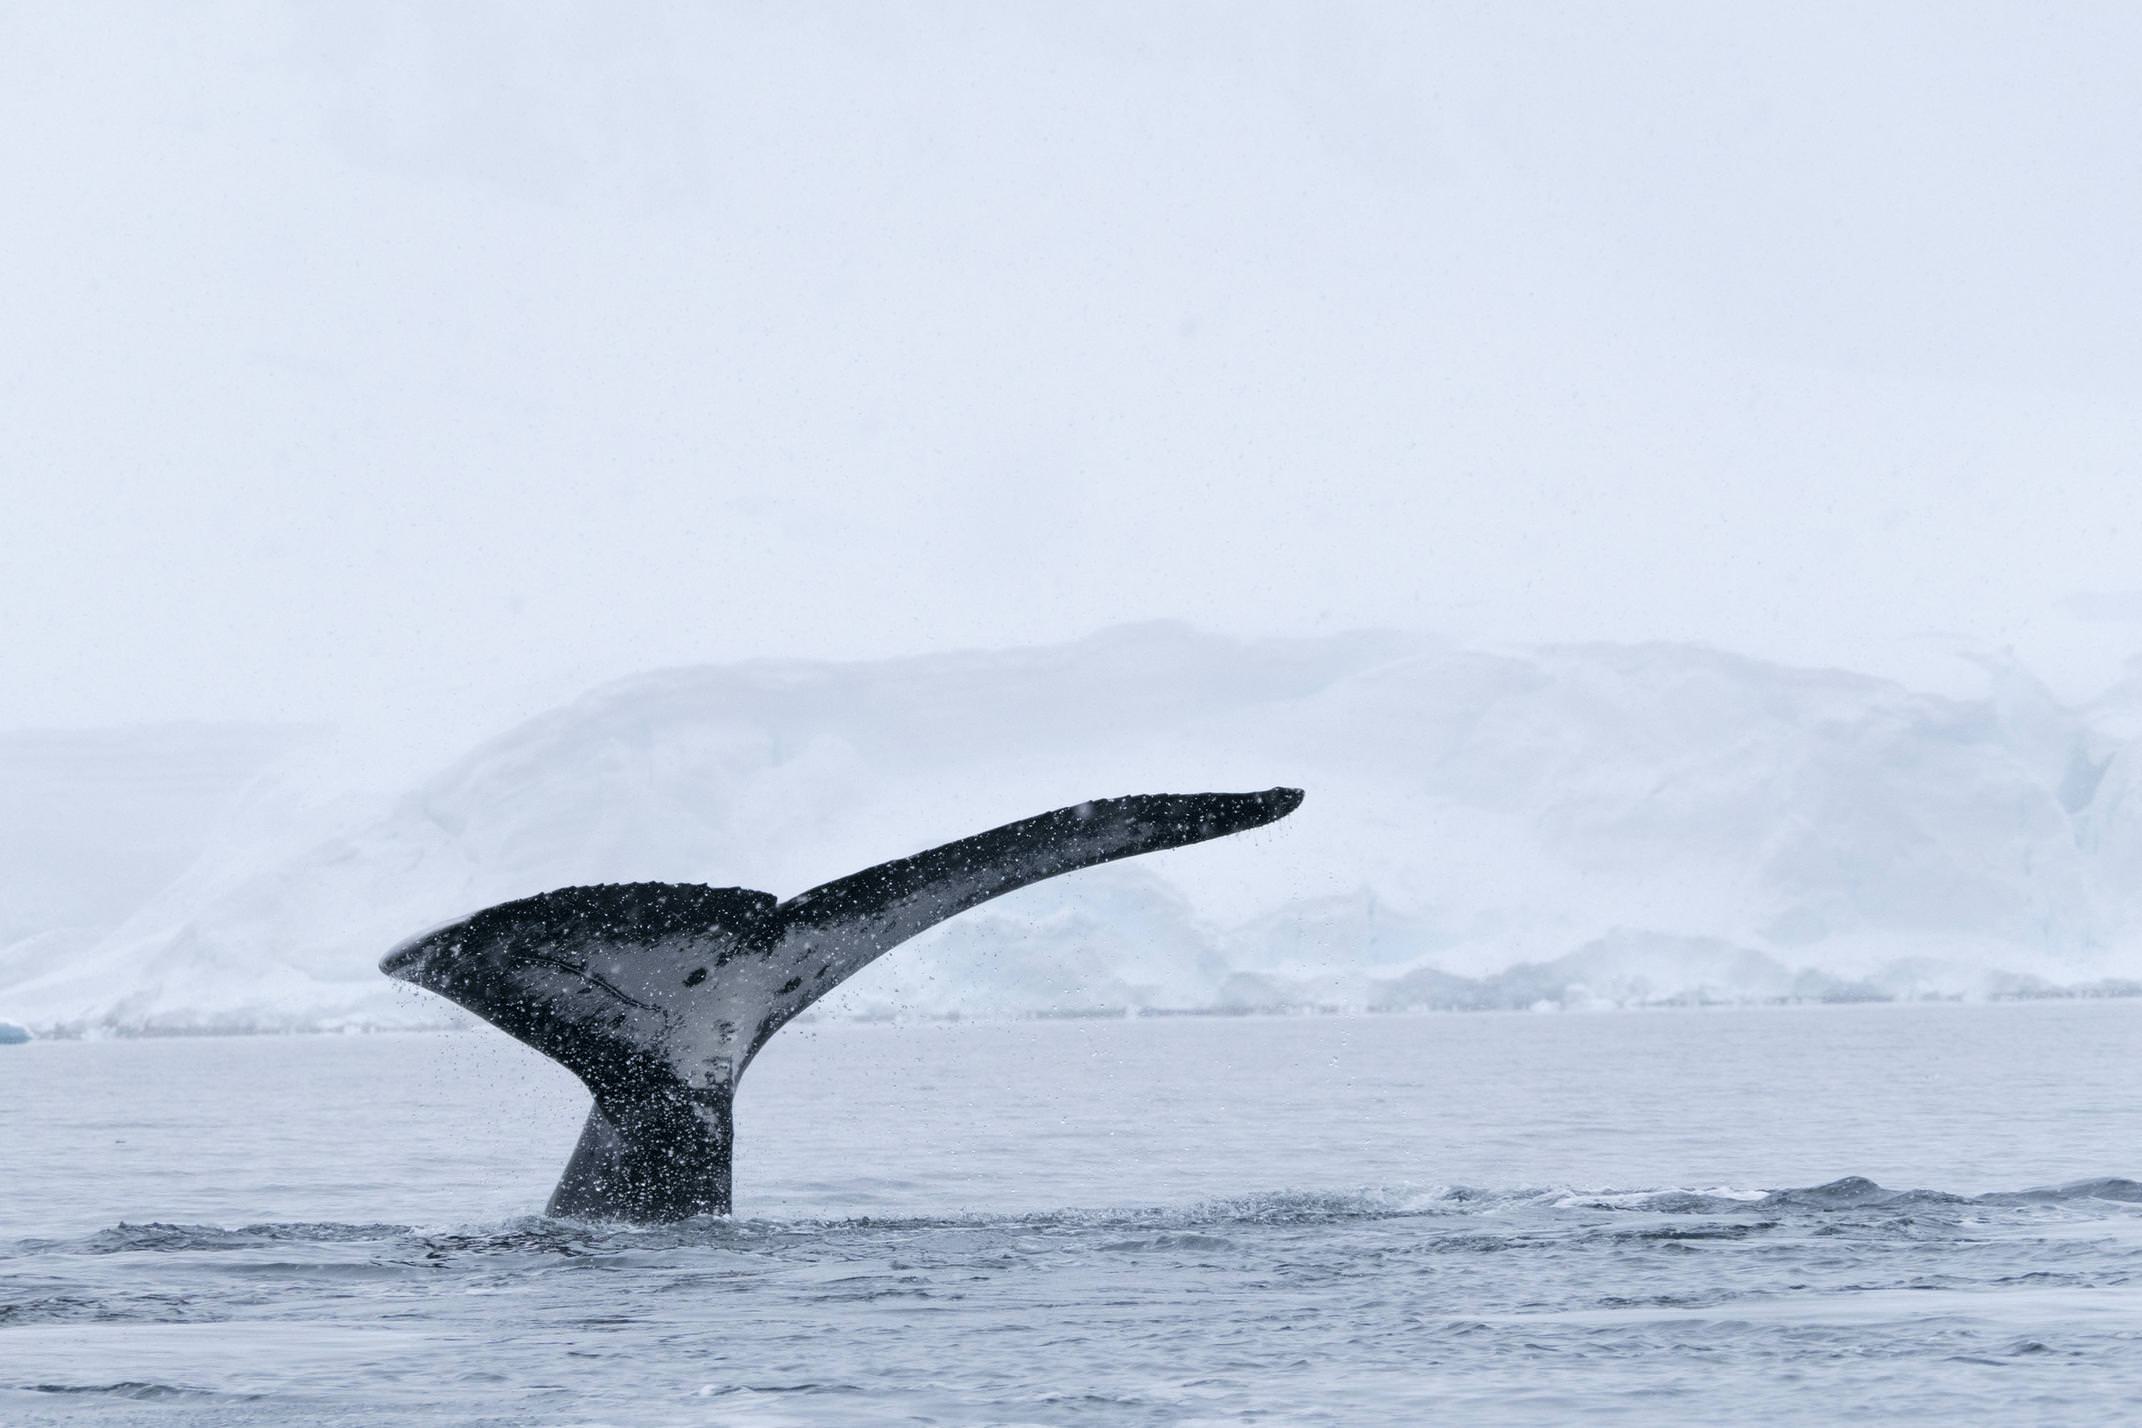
[0,722,306,950]
[4,624,2141,1033]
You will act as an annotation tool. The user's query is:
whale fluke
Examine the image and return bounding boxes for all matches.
[381,787,1303,1221]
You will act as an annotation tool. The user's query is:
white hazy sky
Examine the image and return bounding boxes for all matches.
[5,1,2140,743]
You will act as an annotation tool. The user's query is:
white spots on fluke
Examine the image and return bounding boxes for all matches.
[370,790,1301,1219]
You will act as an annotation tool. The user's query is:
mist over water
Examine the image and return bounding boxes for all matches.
[5,1005,2140,1423]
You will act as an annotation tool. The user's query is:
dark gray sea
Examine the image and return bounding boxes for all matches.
[5,1002,2141,1424]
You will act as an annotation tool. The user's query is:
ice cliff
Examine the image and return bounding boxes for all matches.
[5,625,2140,1033]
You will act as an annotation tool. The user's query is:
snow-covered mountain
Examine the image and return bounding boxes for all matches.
[5,625,2141,1033]
[0,723,310,996]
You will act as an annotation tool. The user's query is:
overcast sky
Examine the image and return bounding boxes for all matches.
[5,2,2140,743]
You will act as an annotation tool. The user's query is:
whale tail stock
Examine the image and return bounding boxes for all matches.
[379,787,1304,1220]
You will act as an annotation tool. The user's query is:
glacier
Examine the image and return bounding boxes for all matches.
[3,624,2140,1034]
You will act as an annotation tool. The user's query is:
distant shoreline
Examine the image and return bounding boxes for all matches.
[10,985,2142,1043]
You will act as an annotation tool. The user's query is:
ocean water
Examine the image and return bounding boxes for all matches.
[4,1002,2141,1424]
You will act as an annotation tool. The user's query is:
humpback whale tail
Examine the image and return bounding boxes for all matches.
[380,787,1304,1221]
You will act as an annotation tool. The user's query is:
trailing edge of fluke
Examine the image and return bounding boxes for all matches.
[380,787,1305,1221]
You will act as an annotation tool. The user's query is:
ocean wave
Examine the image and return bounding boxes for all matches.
[12,1382,249,1402]
[15,1176,2142,1265]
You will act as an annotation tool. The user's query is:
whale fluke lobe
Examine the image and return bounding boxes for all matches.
[381,787,1304,1221]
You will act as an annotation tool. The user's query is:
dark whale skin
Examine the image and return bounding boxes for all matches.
[382,787,1304,1221]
